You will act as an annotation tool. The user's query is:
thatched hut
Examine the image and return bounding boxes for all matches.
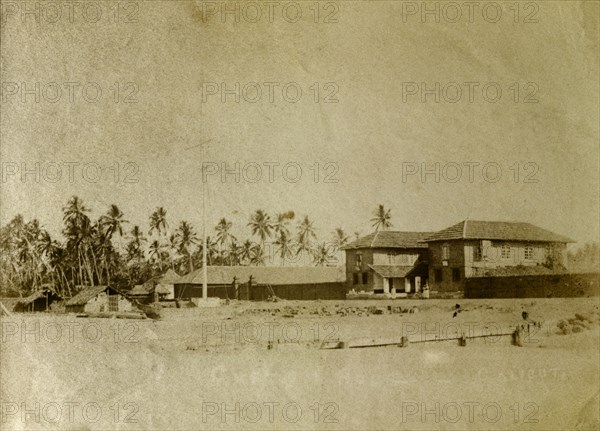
[14,289,60,312]
[65,285,133,314]
[129,269,179,304]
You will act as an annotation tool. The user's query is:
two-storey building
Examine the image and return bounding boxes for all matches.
[423,220,574,293]
[343,231,432,295]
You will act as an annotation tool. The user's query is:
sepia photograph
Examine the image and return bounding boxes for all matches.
[0,1,599,430]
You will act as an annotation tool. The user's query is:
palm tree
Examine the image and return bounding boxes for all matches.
[176,221,197,273]
[331,228,349,252]
[149,207,168,236]
[193,235,219,268]
[296,215,317,260]
[215,218,236,265]
[37,235,70,296]
[1,216,30,295]
[129,225,146,248]
[99,204,128,240]
[99,204,128,284]
[62,196,95,286]
[228,239,241,266]
[62,196,90,229]
[274,211,295,236]
[148,240,163,270]
[313,242,333,266]
[239,240,255,265]
[0,216,71,296]
[124,225,149,284]
[275,230,295,266]
[16,219,46,293]
[165,233,179,270]
[371,204,393,231]
[250,243,266,266]
[248,210,273,245]
[127,225,146,264]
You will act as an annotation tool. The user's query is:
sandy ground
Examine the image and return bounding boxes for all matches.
[1,298,599,430]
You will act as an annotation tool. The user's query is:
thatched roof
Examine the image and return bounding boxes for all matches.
[155,284,172,294]
[128,284,154,296]
[129,269,180,297]
[17,291,47,305]
[65,286,125,306]
[160,268,180,284]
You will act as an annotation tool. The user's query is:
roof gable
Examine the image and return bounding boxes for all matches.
[160,269,180,284]
[65,285,125,306]
[423,220,574,243]
[343,231,433,250]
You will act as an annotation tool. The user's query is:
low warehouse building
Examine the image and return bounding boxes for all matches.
[174,266,346,300]
[65,285,134,314]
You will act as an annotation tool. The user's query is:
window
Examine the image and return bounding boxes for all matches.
[442,244,450,261]
[524,246,534,260]
[108,295,118,312]
[352,273,359,285]
[474,242,483,261]
[501,244,511,259]
[452,268,461,282]
[362,272,369,284]
[434,269,443,283]
[356,254,363,266]
[388,253,394,264]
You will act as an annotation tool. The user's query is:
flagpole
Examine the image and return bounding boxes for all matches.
[202,127,208,301]
[201,72,208,301]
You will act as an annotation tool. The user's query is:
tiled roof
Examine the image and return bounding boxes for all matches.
[343,231,433,250]
[65,286,126,306]
[177,266,345,285]
[368,265,416,278]
[423,220,574,243]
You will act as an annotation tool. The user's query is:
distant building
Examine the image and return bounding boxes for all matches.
[65,285,134,314]
[342,231,432,295]
[423,220,574,293]
[174,266,346,300]
[14,288,60,312]
[128,269,179,304]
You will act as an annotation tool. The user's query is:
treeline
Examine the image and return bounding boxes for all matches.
[0,197,396,297]
[567,242,600,273]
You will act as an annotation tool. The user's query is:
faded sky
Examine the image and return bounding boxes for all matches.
[1,0,598,245]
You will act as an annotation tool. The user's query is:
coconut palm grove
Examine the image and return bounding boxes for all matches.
[0,196,401,298]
